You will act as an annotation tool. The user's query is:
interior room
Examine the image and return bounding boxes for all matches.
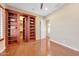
[0,3,79,56]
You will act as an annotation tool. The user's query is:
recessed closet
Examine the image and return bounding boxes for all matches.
[5,9,36,45]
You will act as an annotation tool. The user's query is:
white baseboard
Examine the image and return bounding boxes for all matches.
[50,39,79,52]
[0,47,5,53]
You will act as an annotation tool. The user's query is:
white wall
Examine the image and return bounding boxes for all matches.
[46,4,79,51]
[36,16,42,40]
[40,19,46,39]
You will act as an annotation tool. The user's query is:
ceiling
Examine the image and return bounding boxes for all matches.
[4,3,64,16]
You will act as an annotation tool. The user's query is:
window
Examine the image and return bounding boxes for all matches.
[0,7,3,39]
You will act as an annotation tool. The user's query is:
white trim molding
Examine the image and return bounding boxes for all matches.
[49,39,79,52]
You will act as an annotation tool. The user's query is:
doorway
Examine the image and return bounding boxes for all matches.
[19,15,24,43]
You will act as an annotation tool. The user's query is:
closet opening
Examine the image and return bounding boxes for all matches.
[5,9,36,49]
[19,15,24,43]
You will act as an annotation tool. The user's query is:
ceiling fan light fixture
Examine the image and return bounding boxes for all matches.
[45,7,48,10]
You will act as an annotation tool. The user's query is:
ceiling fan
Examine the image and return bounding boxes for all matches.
[40,3,48,10]
[40,3,43,9]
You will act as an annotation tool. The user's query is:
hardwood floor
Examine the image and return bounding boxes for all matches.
[0,39,48,56]
[49,41,79,56]
[0,39,79,56]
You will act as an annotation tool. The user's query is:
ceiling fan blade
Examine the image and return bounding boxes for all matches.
[40,3,43,9]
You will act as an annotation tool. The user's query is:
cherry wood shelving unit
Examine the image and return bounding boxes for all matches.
[5,9,36,44]
[23,16,36,42]
[6,10,18,44]
[29,17,36,41]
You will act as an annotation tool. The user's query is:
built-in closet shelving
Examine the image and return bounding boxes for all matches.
[6,9,36,44]
[6,9,19,44]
